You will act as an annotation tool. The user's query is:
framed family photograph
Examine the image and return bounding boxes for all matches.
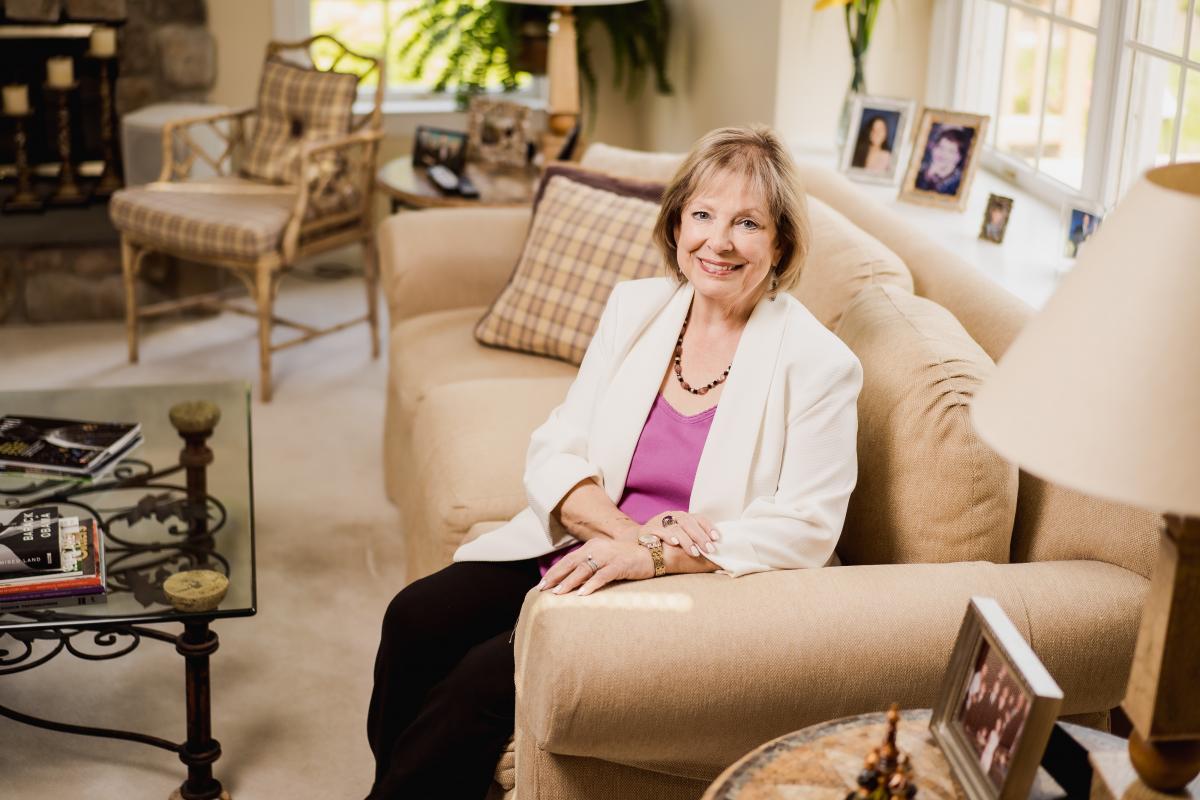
[466,97,533,168]
[1062,202,1104,258]
[839,95,916,185]
[979,194,1014,244]
[412,126,468,175]
[931,597,1063,800]
[900,109,990,211]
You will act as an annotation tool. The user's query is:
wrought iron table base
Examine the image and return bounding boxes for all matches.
[0,618,229,800]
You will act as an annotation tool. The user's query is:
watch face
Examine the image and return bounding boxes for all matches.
[638,534,661,548]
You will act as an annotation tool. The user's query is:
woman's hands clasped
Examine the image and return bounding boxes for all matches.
[647,510,718,558]
[539,538,654,597]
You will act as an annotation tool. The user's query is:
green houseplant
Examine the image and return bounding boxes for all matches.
[395,0,672,110]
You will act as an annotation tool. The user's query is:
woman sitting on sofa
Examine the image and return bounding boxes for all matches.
[365,125,863,799]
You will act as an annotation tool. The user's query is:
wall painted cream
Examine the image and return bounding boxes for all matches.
[207,0,274,109]
[637,0,784,153]
[774,0,934,152]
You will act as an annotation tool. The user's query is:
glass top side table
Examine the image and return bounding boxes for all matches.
[0,381,255,800]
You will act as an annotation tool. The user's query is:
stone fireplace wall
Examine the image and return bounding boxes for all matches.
[0,0,218,325]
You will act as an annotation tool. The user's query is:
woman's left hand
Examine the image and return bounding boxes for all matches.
[539,538,654,597]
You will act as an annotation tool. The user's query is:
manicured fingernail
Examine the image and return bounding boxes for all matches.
[706,542,715,554]
[691,545,700,557]
[575,587,586,595]
[671,537,679,545]
[711,531,720,541]
[553,586,563,594]
[536,580,545,590]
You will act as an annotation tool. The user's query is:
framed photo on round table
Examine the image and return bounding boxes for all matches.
[931,597,1064,800]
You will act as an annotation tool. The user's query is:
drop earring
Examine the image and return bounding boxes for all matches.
[769,267,779,300]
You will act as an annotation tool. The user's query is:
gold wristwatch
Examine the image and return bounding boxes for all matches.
[638,534,666,578]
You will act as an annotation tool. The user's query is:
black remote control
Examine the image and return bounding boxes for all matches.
[457,174,480,199]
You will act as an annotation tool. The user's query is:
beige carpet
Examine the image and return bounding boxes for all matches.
[0,257,404,799]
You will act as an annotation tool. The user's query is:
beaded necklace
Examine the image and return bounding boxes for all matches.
[672,317,732,395]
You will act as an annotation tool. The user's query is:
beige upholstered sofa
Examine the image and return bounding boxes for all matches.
[377,144,1158,800]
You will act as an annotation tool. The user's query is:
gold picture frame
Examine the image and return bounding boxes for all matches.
[466,97,532,168]
[931,597,1063,800]
[899,108,990,211]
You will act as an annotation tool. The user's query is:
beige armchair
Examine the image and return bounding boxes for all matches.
[110,35,384,401]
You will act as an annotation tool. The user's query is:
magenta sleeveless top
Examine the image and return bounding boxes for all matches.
[538,394,717,576]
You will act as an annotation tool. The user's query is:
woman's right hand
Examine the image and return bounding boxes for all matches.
[644,510,718,557]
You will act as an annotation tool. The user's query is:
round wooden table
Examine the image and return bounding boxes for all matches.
[375,157,541,211]
[702,710,1124,800]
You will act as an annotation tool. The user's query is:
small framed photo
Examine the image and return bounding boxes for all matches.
[900,108,990,211]
[839,95,916,185]
[466,97,532,168]
[979,194,1014,244]
[412,126,468,175]
[1061,202,1104,258]
[931,597,1063,800]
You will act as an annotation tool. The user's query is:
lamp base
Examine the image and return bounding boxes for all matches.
[1091,748,1200,800]
[1129,730,1200,793]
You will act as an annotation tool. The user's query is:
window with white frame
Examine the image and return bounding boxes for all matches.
[284,0,537,104]
[943,0,1200,208]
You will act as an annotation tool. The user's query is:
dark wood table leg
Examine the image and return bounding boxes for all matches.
[172,619,229,800]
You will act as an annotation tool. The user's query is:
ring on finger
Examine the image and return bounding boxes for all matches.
[585,556,600,574]
[661,514,677,527]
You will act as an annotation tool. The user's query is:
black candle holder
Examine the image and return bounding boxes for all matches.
[46,82,89,206]
[3,110,43,213]
[89,55,122,197]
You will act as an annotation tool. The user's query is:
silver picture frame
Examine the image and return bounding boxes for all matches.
[838,94,917,186]
[931,597,1063,800]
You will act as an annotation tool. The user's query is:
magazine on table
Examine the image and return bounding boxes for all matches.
[0,414,141,477]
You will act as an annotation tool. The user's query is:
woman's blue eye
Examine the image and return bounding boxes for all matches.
[692,210,710,220]
[739,219,759,230]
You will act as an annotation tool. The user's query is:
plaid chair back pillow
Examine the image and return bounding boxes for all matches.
[475,166,665,365]
[241,59,358,184]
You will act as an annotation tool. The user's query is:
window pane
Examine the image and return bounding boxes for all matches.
[1041,26,1095,188]
[1192,2,1200,63]
[1179,68,1200,162]
[1120,52,1181,194]
[996,9,1051,167]
[965,0,1009,146]
[311,0,387,87]
[1134,0,1188,58]
[1015,0,1054,12]
[1059,0,1100,28]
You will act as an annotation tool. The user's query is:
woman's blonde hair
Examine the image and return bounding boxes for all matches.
[653,124,810,295]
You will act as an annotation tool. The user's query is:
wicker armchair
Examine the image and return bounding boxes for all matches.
[110,35,385,401]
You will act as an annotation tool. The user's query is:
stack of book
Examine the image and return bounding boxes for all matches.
[0,413,142,482]
[0,508,107,612]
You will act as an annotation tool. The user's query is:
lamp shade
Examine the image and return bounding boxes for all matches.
[497,0,641,4]
[970,163,1200,516]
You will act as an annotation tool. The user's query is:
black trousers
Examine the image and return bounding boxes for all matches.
[366,558,541,800]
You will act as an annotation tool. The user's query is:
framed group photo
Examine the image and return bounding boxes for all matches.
[931,597,1063,800]
[900,109,990,211]
[839,95,916,185]
[412,126,468,175]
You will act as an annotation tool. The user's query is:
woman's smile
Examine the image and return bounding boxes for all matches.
[698,257,744,276]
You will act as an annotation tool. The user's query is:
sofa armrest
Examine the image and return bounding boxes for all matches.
[514,559,1145,780]
[376,206,531,323]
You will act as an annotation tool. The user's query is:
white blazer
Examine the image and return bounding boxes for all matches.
[453,277,863,577]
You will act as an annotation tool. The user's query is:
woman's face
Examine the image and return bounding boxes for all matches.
[674,168,781,315]
[928,136,963,178]
[869,117,888,146]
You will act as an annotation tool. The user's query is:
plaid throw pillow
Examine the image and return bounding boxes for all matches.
[475,165,665,365]
[241,59,358,184]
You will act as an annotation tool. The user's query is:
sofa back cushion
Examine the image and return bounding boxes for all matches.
[579,142,685,183]
[241,59,358,184]
[834,284,1017,565]
[474,164,664,365]
[791,197,914,330]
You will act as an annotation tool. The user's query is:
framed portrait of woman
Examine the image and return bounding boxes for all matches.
[899,109,990,211]
[839,95,916,186]
[931,597,1063,800]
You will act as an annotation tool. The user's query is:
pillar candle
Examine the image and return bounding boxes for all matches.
[2,84,29,115]
[47,57,74,89]
[89,27,117,57]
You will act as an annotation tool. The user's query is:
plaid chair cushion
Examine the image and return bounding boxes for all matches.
[241,59,358,184]
[110,178,297,261]
[474,165,665,365]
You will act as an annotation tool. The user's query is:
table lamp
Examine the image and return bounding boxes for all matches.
[498,0,642,152]
[970,162,1200,795]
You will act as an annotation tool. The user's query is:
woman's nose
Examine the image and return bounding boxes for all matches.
[709,227,734,252]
